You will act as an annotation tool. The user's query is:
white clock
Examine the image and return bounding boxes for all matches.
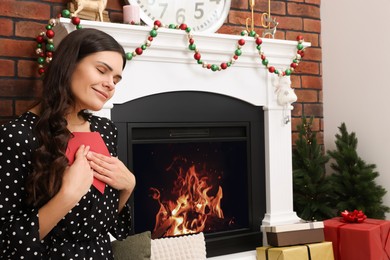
[126,0,231,33]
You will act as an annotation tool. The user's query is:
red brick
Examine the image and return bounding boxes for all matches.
[18,60,38,78]
[295,61,320,75]
[304,47,322,62]
[291,75,302,89]
[15,100,38,115]
[0,18,13,36]
[273,16,303,31]
[292,103,303,117]
[0,0,50,20]
[304,18,321,33]
[295,89,318,102]
[0,59,15,77]
[0,79,42,97]
[303,103,323,117]
[305,0,321,5]
[287,2,320,19]
[255,2,286,16]
[231,0,248,9]
[0,39,36,58]
[0,99,13,117]
[301,75,322,89]
[15,21,48,38]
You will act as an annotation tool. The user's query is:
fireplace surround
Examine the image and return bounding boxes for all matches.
[54,18,310,257]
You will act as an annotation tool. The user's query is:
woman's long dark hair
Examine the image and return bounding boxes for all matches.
[26,28,126,207]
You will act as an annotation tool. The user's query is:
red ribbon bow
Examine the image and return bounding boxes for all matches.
[341,209,367,223]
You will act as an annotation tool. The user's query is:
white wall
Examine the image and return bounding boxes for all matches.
[322,0,390,219]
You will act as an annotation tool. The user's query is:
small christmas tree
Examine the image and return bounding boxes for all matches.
[327,123,390,219]
[292,117,335,221]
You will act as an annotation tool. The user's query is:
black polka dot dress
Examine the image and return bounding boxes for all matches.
[0,112,132,259]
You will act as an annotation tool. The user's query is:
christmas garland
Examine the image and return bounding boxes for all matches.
[35,9,306,75]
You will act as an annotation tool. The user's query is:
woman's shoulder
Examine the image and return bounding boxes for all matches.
[88,114,117,133]
[0,112,38,144]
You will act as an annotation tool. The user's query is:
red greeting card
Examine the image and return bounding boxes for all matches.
[66,132,109,194]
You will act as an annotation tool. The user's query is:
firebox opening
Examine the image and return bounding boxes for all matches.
[112,91,266,257]
[131,124,250,239]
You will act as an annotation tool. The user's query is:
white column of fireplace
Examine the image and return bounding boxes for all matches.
[55,17,309,237]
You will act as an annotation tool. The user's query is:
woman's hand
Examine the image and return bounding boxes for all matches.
[86,151,136,194]
[61,145,94,201]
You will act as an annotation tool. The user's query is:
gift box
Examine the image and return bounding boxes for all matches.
[256,241,334,260]
[324,217,390,260]
[263,221,324,246]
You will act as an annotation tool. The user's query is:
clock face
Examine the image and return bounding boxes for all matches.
[127,0,231,33]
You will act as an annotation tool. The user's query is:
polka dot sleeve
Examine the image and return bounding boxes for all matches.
[0,114,43,258]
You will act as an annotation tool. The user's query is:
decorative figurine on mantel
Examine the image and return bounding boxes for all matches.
[68,0,110,22]
[261,0,278,38]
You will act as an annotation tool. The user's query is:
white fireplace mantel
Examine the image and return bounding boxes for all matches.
[54,18,310,256]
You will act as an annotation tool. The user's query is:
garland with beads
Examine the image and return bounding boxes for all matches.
[35,9,306,75]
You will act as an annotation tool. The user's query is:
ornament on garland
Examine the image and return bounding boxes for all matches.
[35,9,306,76]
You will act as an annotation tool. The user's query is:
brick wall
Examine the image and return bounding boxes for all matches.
[0,0,322,144]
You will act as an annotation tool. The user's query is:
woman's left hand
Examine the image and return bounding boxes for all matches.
[86,151,136,193]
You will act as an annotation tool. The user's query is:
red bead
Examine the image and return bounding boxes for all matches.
[233,55,238,60]
[221,63,228,70]
[46,29,55,39]
[290,63,298,68]
[39,52,45,57]
[72,17,81,25]
[46,51,53,58]
[296,35,304,41]
[297,50,305,57]
[135,47,143,55]
[194,52,201,60]
[148,36,154,41]
[154,20,162,27]
[179,24,187,30]
[207,64,211,69]
[261,54,266,60]
[256,38,262,45]
[189,38,195,44]
[238,39,245,46]
[36,35,44,43]
[38,68,45,75]
[268,66,275,73]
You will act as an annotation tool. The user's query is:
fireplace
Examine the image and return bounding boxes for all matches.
[54,18,310,258]
[112,91,265,256]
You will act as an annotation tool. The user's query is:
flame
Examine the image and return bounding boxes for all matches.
[150,165,224,238]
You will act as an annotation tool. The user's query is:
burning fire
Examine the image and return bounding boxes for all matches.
[149,164,225,239]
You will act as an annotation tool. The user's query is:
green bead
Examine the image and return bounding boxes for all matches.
[141,44,147,50]
[62,9,71,18]
[285,69,292,75]
[262,59,268,66]
[76,24,82,29]
[249,30,256,37]
[37,57,45,64]
[150,29,158,37]
[46,43,54,51]
[46,25,52,30]
[275,70,279,75]
[235,49,242,56]
[126,52,133,60]
[211,64,218,71]
[169,24,176,29]
[227,62,231,67]
[297,43,304,50]
[188,44,196,51]
[37,43,42,48]
[256,45,261,50]
[186,27,191,33]
[293,59,298,63]
[197,60,203,64]
[240,30,247,36]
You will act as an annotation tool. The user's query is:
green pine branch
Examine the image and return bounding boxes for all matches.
[327,123,390,219]
[293,116,335,221]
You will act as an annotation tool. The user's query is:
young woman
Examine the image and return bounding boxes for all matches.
[0,28,136,259]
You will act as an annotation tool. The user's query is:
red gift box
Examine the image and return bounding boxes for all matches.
[324,217,390,260]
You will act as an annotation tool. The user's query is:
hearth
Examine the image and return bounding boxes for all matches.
[112,91,265,256]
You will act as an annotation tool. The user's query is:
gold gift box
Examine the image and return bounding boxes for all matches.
[256,241,334,260]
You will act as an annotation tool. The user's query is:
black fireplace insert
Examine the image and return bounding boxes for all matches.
[112,91,265,257]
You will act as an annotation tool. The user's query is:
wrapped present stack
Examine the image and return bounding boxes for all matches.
[257,221,335,260]
[324,211,390,260]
